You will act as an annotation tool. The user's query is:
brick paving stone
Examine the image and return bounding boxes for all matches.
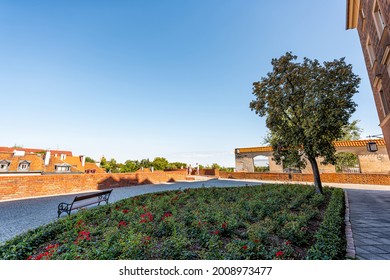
[356,253,386,260]
[358,246,388,254]
[347,189,390,260]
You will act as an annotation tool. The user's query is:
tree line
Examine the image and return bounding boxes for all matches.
[85,156,234,173]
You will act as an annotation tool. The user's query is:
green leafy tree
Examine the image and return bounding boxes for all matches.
[211,163,221,169]
[250,52,360,194]
[168,162,187,169]
[85,157,96,163]
[139,158,152,169]
[120,160,140,173]
[335,119,361,172]
[100,156,108,171]
[151,157,169,170]
[335,152,358,172]
[340,119,362,140]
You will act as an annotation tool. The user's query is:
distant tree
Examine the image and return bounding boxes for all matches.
[334,119,361,172]
[99,156,121,173]
[85,157,96,163]
[120,160,140,173]
[100,156,108,171]
[168,162,187,169]
[254,165,270,172]
[211,163,222,170]
[340,119,362,141]
[250,52,360,194]
[151,157,169,170]
[335,152,359,172]
[139,159,152,169]
[108,158,120,173]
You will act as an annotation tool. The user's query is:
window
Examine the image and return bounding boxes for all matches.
[373,1,386,38]
[0,160,10,172]
[380,88,390,116]
[366,36,376,67]
[55,164,71,172]
[359,8,366,32]
[18,161,30,171]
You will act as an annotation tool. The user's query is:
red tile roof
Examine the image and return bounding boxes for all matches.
[0,147,72,156]
[0,152,44,173]
[236,139,387,153]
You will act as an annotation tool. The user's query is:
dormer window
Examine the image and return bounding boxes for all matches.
[18,160,30,171]
[55,164,71,172]
[0,160,11,172]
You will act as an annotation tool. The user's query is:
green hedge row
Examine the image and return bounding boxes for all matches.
[306,188,346,259]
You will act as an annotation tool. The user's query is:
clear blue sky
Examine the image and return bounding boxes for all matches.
[0,0,381,167]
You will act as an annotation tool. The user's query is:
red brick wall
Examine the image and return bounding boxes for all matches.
[219,171,390,185]
[0,170,187,201]
[198,169,220,176]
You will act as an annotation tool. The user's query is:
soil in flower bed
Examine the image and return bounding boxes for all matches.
[0,184,334,260]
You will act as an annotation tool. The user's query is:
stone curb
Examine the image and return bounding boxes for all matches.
[344,190,356,259]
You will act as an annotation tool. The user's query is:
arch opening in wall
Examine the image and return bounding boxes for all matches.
[253,156,269,173]
[335,152,360,173]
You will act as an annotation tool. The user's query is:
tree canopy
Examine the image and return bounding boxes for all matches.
[340,119,362,141]
[250,52,360,193]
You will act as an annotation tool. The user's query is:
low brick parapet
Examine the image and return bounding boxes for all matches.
[219,171,390,185]
[0,170,187,201]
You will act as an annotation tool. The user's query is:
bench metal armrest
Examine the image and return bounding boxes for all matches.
[58,202,72,218]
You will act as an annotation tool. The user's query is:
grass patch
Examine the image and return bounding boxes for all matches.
[0,184,345,260]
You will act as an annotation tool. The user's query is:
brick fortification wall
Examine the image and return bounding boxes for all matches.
[219,171,390,185]
[198,169,220,176]
[0,170,187,201]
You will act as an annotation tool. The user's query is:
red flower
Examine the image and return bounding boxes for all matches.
[76,220,85,228]
[162,212,173,220]
[275,251,284,257]
[118,221,127,228]
[45,244,59,251]
[143,236,151,245]
[122,209,129,214]
[254,239,260,243]
[75,230,91,243]
[140,212,154,223]
[286,240,291,245]
[242,245,248,250]
[222,222,227,229]
[211,230,220,235]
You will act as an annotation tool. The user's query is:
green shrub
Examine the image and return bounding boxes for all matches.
[0,184,344,260]
[306,188,346,260]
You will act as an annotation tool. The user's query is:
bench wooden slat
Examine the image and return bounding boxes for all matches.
[73,190,112,202]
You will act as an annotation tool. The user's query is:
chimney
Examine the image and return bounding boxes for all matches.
[45,151,51,166]
[13,150,25,157]
[80,155,85,167]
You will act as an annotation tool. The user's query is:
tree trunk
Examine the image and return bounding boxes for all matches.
[308,157,323,194]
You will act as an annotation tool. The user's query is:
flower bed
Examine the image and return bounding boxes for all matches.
[0,184,345,260]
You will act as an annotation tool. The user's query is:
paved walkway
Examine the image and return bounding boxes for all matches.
[1,177,390,260]
[0,178,259,244]
[346,189,390,260]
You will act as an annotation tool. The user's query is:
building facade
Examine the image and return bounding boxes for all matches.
[235,139,390,174]
[346,0,390,155]
[0,147,105,176]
